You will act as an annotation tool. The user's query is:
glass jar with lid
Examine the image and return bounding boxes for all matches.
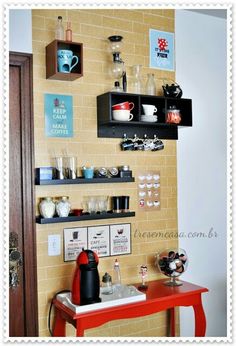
[56,196,71,217]
[39,197,55,218]
[101,272,113,295]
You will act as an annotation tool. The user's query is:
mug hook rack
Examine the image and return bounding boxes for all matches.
[120,133,164,152]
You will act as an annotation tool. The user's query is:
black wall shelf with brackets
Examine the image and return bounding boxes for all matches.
[97,92,192,140]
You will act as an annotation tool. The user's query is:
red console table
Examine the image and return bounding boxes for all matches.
[52,279,208,337]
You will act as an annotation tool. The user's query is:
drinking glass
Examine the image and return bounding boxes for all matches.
[67,156,77,179]
[54,157,64,179]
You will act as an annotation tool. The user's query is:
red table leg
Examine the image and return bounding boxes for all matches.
[193,301,207,337]
[52,307,66,336]
[169,308,175,336]
[76,320,84,337]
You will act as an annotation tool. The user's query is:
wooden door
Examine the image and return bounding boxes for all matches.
[9,52,38,336]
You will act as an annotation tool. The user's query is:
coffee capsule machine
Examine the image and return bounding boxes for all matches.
[72,249,101,305]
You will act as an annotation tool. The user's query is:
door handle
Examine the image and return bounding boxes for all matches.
[9,232,22,288]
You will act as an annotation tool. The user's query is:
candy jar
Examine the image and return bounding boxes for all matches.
[56,196,71,217]
[39,197,55,218]
[156,248,188,286]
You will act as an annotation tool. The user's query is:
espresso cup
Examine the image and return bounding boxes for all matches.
[112,110,133,121]
[142,104,157,115]
[112,101,134,111]
[57,49,79,73]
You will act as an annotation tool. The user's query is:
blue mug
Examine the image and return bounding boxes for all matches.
[57,49,79,73]
[82,167,94,179]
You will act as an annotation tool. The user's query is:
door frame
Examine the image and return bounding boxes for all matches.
[9,52,38,336]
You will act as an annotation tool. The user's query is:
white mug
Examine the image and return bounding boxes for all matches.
[142,104,157,116]
[112,110,133,121]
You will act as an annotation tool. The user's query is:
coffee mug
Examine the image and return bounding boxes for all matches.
[112,101,134,111]
[142,104,157,115]
[112,196,122,213]
[57,50,79,73]
[113,110,133,121]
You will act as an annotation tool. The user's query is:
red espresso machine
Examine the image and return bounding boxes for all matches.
[71,249,101,306]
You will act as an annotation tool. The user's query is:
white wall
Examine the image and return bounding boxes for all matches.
[9,10,32,53]
[176,10,227,337]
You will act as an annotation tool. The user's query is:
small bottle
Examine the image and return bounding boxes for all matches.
[66,21,72,42]
[145,73,156,95]
[111,81,123,92]
[113,259,121,288]
[55,16,64,40]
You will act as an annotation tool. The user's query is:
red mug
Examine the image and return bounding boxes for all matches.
[112,101,134,111]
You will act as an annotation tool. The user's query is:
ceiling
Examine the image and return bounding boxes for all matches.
[188,9,227,19]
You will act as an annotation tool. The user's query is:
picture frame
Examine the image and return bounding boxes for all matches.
[149,29,175,71]
[63,227,88,262]
[110,223,131,256]
[44,93,73,137]
[87,225,110,257]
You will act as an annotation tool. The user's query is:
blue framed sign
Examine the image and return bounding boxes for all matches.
[149,29,175,71]
[44,93,73,137]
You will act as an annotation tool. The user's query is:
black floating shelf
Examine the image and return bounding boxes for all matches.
[36,211,136,224]
[35,177,135,186]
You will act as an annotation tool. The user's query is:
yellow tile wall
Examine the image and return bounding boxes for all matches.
[32,9,179,337]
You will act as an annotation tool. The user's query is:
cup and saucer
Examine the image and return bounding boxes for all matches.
[141,104,158,122]
[140,115,158,122]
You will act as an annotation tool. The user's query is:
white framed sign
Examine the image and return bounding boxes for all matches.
[110,223,131,256]
[88,225,110,257]
[63,227,87,262]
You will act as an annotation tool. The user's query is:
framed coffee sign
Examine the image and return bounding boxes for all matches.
[44,93,73,137]
[149,29,175,71]
[110,223,131,256]
[88,225,110,258]
[63,227,88,262]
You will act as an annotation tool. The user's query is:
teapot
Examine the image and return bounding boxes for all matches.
[162,81,183,98]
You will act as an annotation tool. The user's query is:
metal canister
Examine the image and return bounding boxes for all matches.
[108,167,119,177]
[120,165,129,171]
[95,167,108,177]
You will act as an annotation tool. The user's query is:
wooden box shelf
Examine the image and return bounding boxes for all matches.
[46,40,83,81]
[97,92,192,140]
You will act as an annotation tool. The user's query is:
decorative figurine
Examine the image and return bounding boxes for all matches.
[138,265,148,290]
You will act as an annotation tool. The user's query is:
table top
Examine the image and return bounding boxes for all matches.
[134,279,208,300]
[54,279,208,319]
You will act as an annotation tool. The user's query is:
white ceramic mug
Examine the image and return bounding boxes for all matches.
[142,104,157,115]
[112,110,133,121]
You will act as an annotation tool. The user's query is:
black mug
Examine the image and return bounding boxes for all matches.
[120,139,134,151]
[112,196,122,213]
[121,196,130,212]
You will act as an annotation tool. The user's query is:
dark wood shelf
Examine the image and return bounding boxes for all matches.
[36,211,135,224]
[35,177,135,185]
[97,92,192,139]
[46,40,83,80]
